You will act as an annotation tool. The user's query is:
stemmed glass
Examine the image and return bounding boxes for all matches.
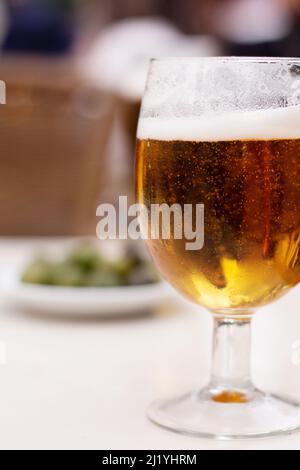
[135,57,300,438]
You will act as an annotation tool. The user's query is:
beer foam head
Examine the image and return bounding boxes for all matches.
[137,106,300,141]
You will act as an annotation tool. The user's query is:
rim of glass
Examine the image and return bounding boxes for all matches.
[150,56,300,63]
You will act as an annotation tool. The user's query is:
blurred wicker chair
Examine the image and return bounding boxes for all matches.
[0,57,114,236]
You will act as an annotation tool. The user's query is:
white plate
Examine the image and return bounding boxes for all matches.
[0,266,172,316]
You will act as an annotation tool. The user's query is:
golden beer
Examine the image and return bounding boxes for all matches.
[136,137,300,313]
[138,58,300,438]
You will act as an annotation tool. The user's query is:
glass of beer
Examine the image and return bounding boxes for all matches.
[136,57,300,438]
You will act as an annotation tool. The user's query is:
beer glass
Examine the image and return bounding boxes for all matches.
[136,57,300,438]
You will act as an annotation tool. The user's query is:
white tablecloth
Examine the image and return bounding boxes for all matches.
[0,239,300,450]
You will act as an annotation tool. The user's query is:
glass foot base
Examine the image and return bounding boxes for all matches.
[147,387,300,440]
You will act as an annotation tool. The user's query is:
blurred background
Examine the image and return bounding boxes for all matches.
[0,1,300,450]
[0,0,299,237]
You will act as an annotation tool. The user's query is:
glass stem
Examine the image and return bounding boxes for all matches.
[209,315,255,394]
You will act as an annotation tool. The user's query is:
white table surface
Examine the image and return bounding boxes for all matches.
[0,238,300,450]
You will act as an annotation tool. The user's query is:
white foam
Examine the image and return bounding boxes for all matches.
[137,106,300,141]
